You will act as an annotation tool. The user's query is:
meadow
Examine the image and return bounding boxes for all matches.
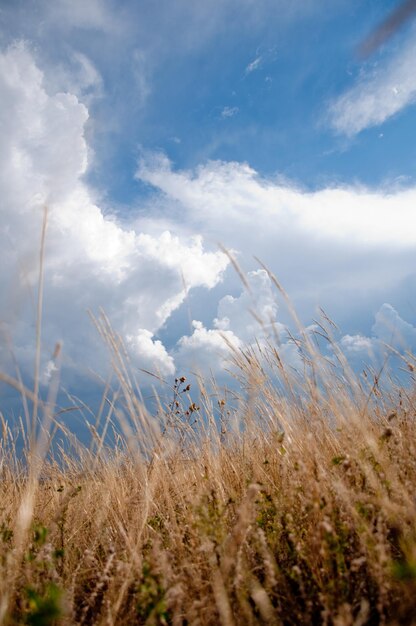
[0,288,415,625]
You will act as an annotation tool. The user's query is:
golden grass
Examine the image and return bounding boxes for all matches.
[0,312,415,626]
[1,220,415,624]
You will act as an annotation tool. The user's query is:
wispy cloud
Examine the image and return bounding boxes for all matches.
[221,106,239,119]
[47,51,104,104]
[132,49,151,107]
[329,32,416,136]
[44,0,122,33]
[245,55,262,74]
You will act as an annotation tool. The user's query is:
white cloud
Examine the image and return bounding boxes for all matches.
[339,304,416,370]
[175,271,270,376]
[41,359,59,385]
[214,270,280,340]
[0,44,228,383]
[137,154,416,248]
[175,289,416,385]
[221,106,239,119]
[329,31,416,136]
[372,302,416,349]
[136,153,416,352]
[245,55,262,74]
[175,271,302,378]
[127,329,175,377]
[176,320,242,376]
[340,334,374,354]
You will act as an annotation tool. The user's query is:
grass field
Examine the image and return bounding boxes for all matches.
[0,305,416,626]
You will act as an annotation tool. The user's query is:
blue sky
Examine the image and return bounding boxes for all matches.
[0,0,416,406]
[4,0,416,198]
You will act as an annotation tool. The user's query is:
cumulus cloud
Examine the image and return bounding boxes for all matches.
[136,154,416,322]
[372,302,416,349]
[176,296,402,392]
[0,43,228,385]
[127,330,175,378]
[341,303,416,356]
[329,31,416,136]
[340,334,374,355]
[214,270,280,339]
[175,272,272,377]
[176,275,416,385]
[175,271,302,378]
[339,303,416,373]
[339,303,416,385]
[175,321,242,376]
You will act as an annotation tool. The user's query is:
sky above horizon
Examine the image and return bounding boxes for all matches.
[0,0,416,407]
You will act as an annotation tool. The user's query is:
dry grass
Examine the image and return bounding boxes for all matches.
[1,308,416,626]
